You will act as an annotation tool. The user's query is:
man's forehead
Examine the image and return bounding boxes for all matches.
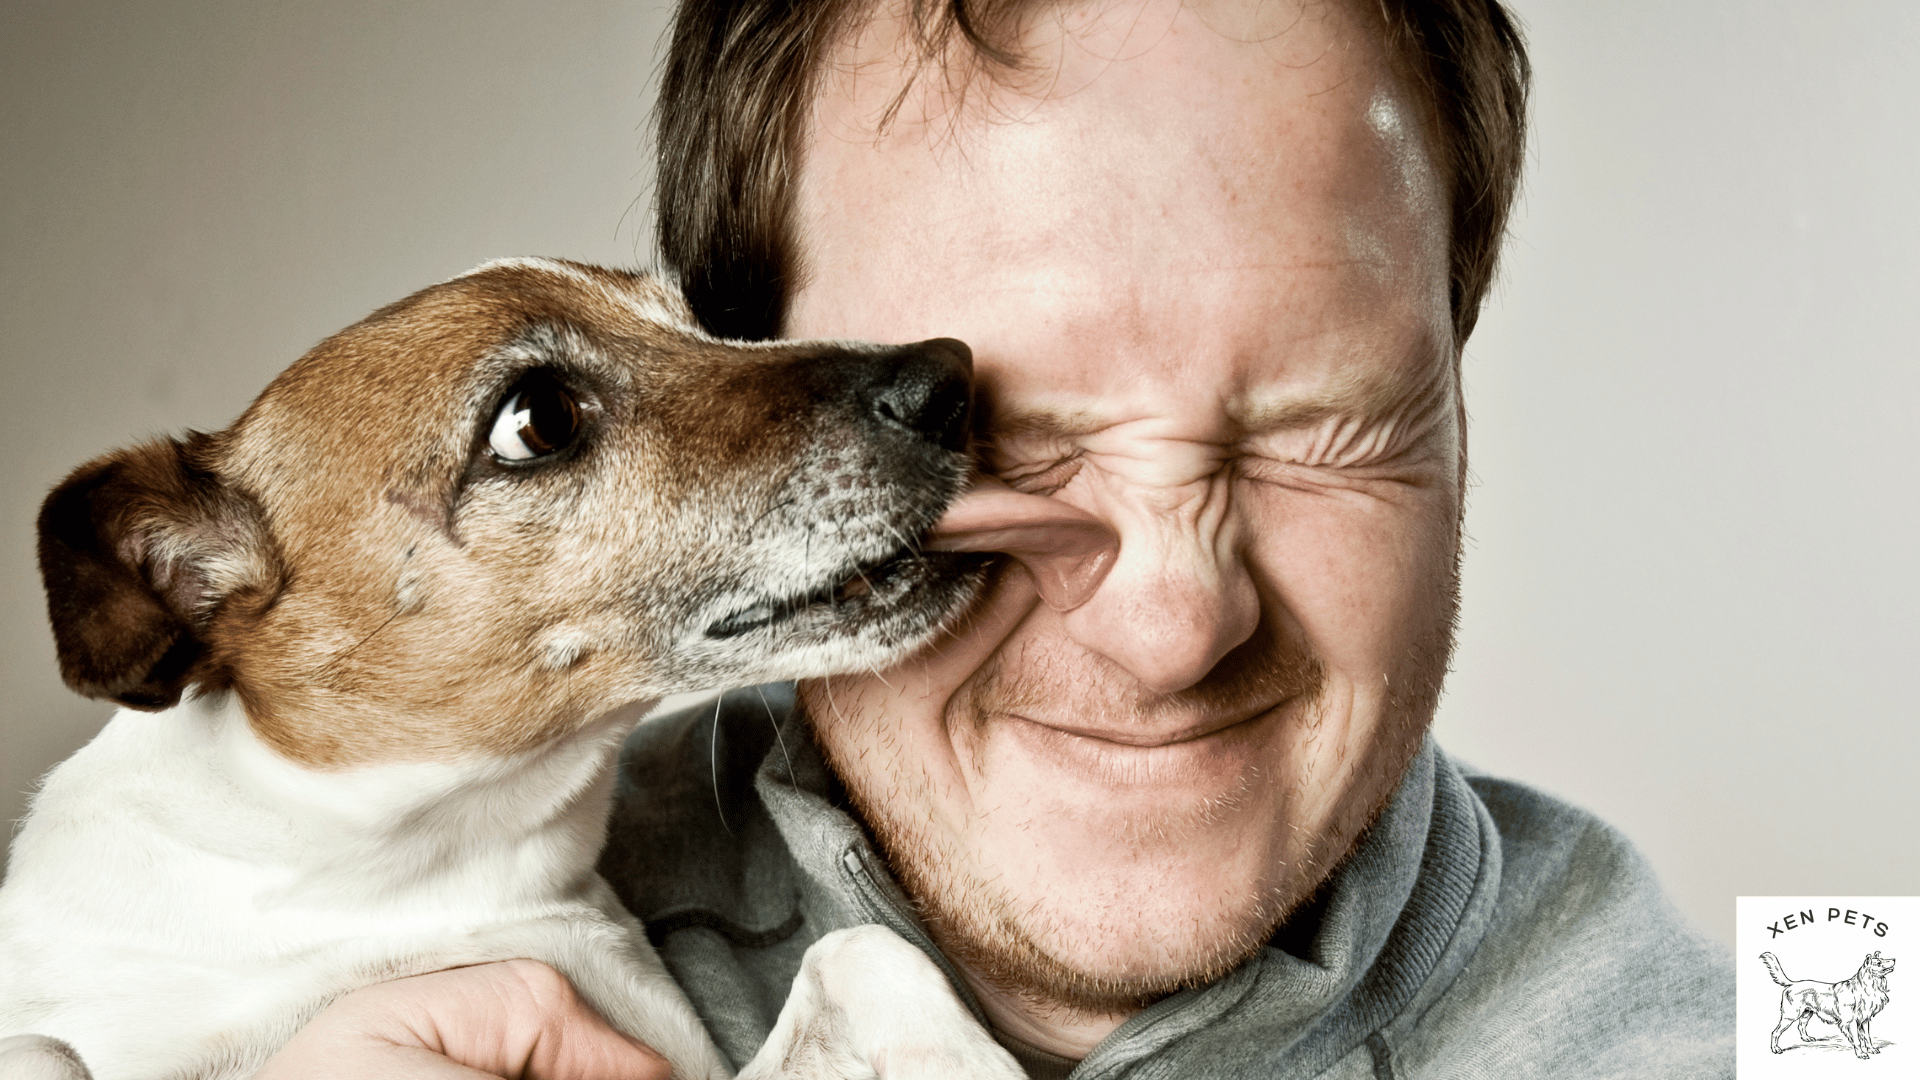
[794,1,1445,308]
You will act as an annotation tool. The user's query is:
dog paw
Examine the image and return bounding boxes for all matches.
[0,1035,95,1080]
[741,925,1025,1080]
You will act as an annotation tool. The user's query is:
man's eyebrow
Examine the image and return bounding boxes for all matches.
[1235,360,1451,432]
[984,352,1453,441]
[982,405,1107,440]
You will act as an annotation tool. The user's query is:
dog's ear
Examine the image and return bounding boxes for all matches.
[37,434,283,710]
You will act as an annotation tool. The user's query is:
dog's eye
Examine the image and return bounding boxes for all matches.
[488,373,582,462]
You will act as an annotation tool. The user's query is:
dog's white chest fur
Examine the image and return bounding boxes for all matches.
[0,693,719,1080]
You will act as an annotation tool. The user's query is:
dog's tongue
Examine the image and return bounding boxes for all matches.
[927,477,1117,611]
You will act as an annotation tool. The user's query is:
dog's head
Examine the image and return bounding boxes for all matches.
[1865,952,1896,980]
[38,259,990,764]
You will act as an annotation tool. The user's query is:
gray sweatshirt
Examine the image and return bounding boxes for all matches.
[599,686,1733,1078]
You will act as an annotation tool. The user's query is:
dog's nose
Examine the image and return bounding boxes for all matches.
[863,338,973,452]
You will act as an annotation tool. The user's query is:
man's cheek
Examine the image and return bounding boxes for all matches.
[1245,489,1453,667]
[885,560,1047,706]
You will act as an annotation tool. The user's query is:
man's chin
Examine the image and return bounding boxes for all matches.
[841,717,1429,1019]
[839,763,1328,1016]
[905,866,1299,1014]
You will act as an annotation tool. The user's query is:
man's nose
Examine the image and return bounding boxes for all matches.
[1058,506,1260,696]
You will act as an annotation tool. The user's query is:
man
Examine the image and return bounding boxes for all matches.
[265,0,1733,1075]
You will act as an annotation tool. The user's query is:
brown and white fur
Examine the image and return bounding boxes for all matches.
[0,259,1021,1080]
[1762,950,1897,1058]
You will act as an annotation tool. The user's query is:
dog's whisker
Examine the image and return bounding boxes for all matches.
[310,608,404,678]
[710,695,732,837]
[755,685,796,782]
[749,495,797,538]
[820,676,849,728]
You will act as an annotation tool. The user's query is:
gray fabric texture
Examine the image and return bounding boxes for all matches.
[599,686,1733,1078]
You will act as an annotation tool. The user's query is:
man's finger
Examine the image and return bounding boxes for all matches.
[256,961,672,1080]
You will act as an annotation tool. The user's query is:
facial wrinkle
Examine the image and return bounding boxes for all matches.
[959,613,1324,735]
[1234,336,1455,469]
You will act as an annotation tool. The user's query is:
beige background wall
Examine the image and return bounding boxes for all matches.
[4,1,1917,949]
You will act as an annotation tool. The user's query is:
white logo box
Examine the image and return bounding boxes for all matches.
[1737,896,1913,1077]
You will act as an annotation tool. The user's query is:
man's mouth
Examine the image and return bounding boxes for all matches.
[1010,699,1291,749]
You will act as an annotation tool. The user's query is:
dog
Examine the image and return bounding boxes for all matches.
[1761,950,1897,1058]
[0,258,1027,1080]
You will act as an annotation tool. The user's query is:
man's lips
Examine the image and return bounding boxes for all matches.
[926,477,1118,611]
[1008,700,1285,748]
[986,703,1292,792]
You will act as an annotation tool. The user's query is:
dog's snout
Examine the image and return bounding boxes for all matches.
[862,339,973,452]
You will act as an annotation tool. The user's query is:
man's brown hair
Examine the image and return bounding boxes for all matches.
[656,0,1530,345]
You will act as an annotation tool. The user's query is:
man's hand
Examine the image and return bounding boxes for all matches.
[254,960,672,1080]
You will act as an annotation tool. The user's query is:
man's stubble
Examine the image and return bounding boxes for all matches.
[804,554,1460,1016]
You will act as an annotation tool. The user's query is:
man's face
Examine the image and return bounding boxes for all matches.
[786,0,1461,1020]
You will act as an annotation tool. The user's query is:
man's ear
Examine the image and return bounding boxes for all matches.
[37,434,283,710]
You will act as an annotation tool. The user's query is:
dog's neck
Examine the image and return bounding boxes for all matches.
[122,691,658,912]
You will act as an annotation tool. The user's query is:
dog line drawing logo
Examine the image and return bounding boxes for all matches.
[1760,950,1897,1060]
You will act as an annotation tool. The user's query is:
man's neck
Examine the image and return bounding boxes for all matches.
[955,967,1140,1061]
